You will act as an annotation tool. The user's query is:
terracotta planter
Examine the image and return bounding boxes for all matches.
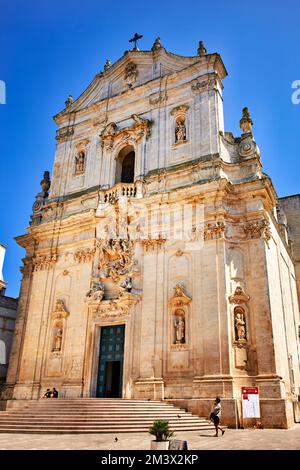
[150,440,169,450]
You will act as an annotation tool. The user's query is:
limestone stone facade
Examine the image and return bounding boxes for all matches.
[2,39,300,428]
[0,244,18,386]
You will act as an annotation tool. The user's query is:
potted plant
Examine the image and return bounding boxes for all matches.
[149,420,174,450]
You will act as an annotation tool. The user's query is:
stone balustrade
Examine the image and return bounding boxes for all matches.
[102,182,143,204]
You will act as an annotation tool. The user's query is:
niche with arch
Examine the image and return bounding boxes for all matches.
[174,115,187,144]
[170,105,189,146]
[74,139,89,176]
[115,145,135,184]
[169,284,191,350]
[49,299,69,357]
[233,306,247,343]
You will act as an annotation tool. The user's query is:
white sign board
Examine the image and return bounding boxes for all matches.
[242,387,260,418]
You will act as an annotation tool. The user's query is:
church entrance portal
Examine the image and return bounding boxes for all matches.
[96,325,125,398]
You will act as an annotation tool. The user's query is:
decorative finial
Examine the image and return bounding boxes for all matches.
[129,33,143,51]
[240,107,253,133]
[104,59,111,71]
[197,41,207,57]
[151,37,162,52]
[40,171,51,196]
[65,95,73,108]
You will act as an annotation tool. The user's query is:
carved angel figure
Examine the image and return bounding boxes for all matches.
[86,281,105,301]
[119,277,133,293]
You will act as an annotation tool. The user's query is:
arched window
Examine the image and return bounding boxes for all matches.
[115,146,135,184]
[0,340,6,365]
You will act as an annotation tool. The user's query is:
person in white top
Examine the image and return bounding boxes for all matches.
[210,397,225,437]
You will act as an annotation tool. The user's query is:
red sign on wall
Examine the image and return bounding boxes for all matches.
[242,387,259,395]
[242,387,260,418]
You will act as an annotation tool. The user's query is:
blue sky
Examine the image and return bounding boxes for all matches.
[1,0,300,297]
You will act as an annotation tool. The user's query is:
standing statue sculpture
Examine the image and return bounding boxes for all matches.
[235,312,246,340]
[174,316,185,343]
[175,119,186,143]
[53,327,63,351]
[75,151,85,174]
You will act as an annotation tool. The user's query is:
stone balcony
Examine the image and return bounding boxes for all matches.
[101,181,144,204]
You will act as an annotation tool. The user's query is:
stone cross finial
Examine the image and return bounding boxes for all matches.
[65,95,73,108]
[240,107,253,133]
[104,59,111,71]
[129,33,143,51]
[197,40,207,56]
[152,37,162,52]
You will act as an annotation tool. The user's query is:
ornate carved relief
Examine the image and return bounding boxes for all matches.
[170,105,189,117]
[124,62,138,88]
[238,135,257,158]
[244,219,271,241]
[56,126,74,143]
[229,286,250,305]
[191,77,217,93]
[98,239,136,283]
[85,281,105,303]
[33,254,57,271]
[91,292,140,322]
[74,248,96,263]
[51,299,70,321]
[100,115,152,150]
[141,235,166,251]
[204,221,225,240]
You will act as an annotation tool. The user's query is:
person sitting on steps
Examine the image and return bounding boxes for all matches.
[41,388,51,398]
[50,387,59,398]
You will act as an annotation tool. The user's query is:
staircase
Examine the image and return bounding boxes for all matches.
[0,399,214,434]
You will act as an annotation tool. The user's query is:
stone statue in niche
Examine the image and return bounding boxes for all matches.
[52,325,63,352]
[175,117,186,143]
[235,311,246,341]
[174,315,185,343]
[75,150,85,174]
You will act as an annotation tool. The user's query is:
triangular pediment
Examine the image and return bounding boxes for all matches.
[54,47,226,122]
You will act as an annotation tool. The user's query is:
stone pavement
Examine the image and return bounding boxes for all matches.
[0,425,299,450]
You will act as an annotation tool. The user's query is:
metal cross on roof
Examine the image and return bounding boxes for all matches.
[129,33,143,51]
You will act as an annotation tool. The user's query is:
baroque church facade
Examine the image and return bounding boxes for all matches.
[2,38,300,428]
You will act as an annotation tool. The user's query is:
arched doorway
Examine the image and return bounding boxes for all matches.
[115,146,135,184]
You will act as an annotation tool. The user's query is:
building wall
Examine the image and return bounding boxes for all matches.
[0,296,18,383]
[3,46,300,429]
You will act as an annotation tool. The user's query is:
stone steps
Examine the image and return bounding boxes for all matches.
[0,399,214,434]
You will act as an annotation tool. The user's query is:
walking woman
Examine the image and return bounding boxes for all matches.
[210,397,225,437]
